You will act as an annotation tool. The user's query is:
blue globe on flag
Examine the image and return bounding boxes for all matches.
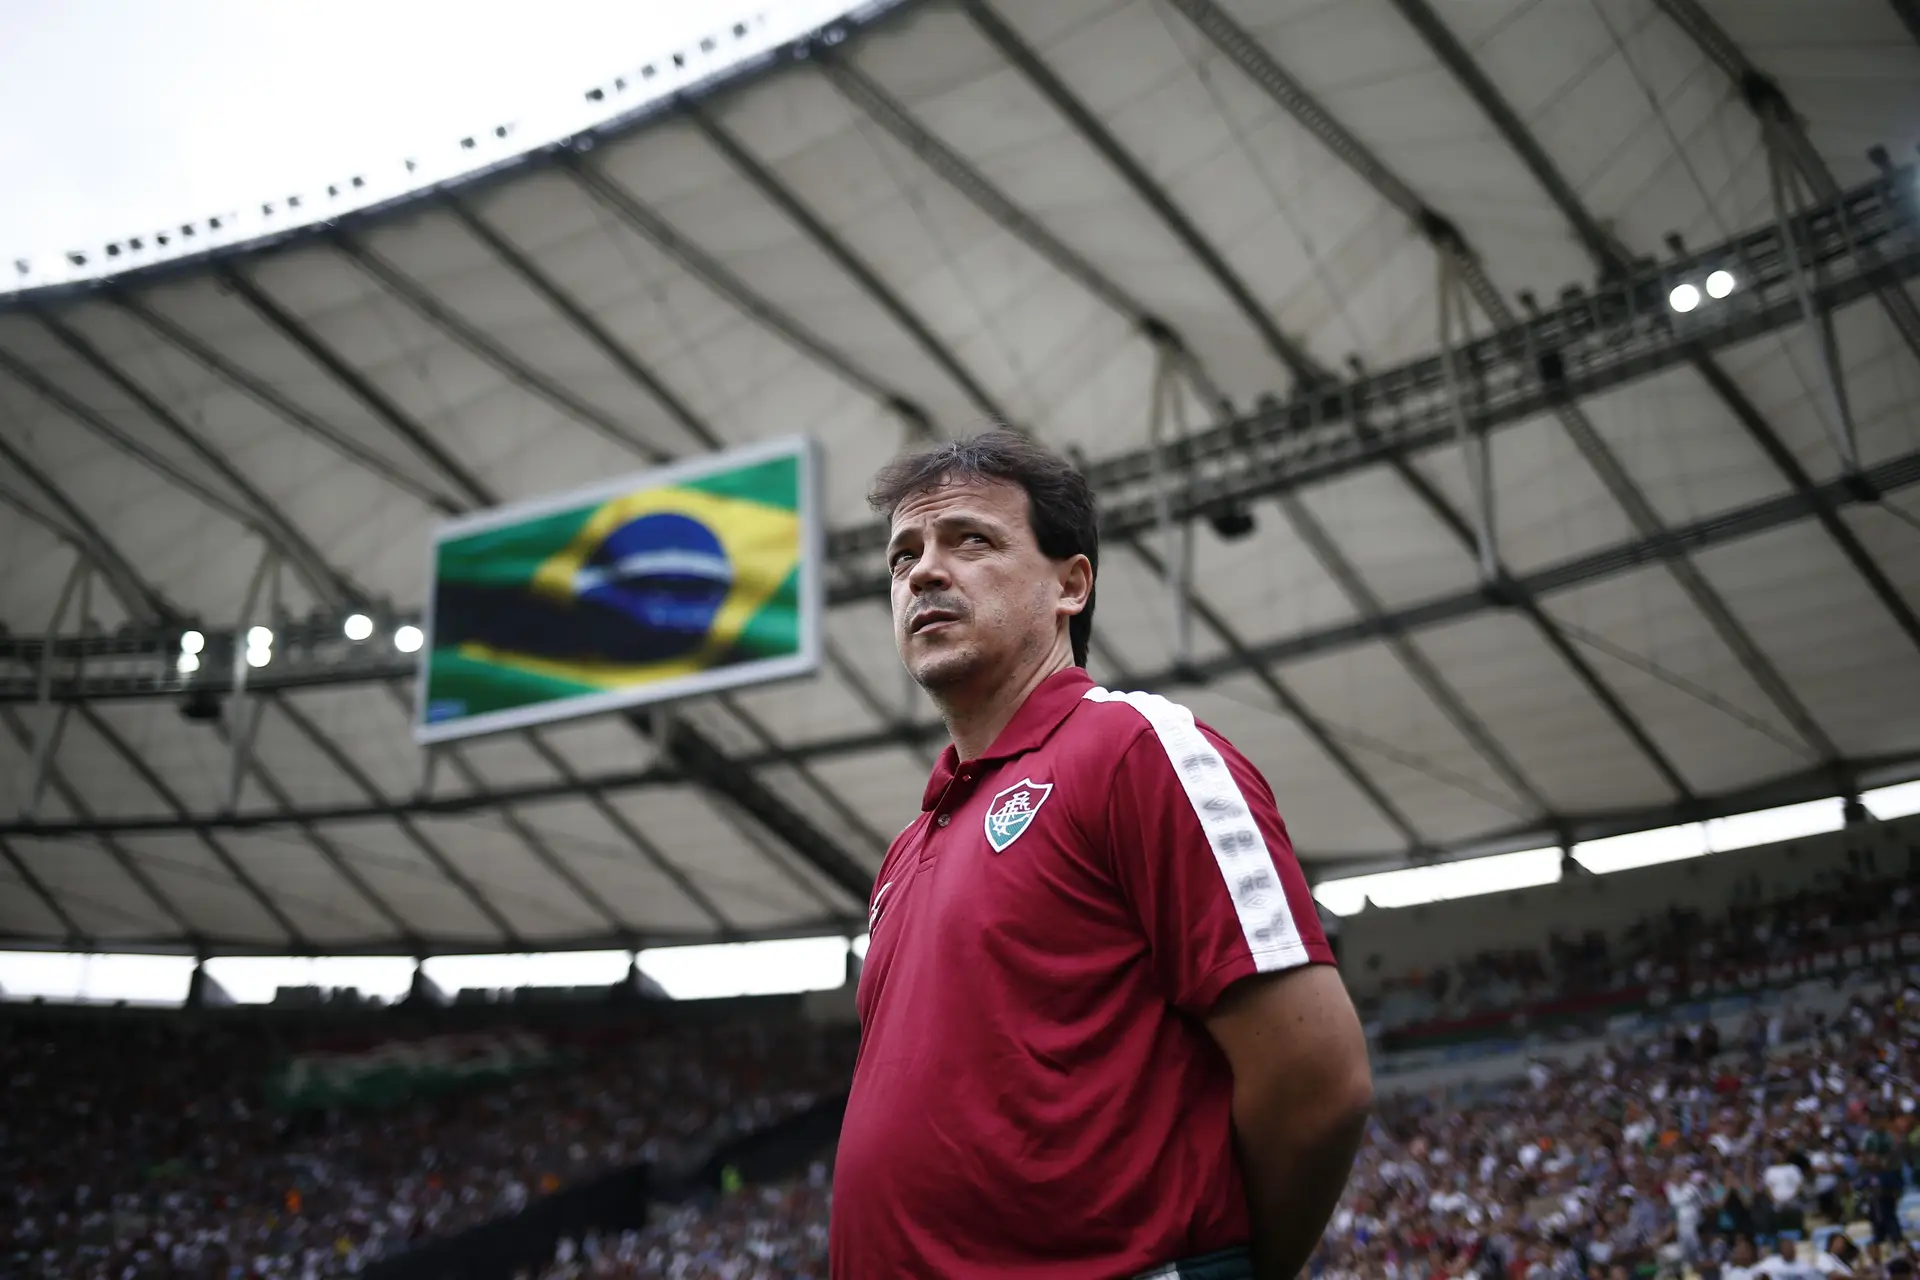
[571,512,734,657]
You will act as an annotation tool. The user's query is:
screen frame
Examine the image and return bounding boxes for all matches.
[412,434,824,745]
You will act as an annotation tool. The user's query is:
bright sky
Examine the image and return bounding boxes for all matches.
[0,0,844,270]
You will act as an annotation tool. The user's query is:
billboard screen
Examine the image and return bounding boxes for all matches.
[415,436,823,744]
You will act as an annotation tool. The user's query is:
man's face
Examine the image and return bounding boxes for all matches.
[885,476,1085,694]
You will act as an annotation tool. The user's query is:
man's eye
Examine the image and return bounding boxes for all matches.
[889,549,915,568]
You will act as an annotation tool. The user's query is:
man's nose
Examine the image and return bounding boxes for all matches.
[906,547,949,593]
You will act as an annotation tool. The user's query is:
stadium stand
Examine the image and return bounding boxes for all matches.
[10,815,1920,1279]
[2,1002,854,1279]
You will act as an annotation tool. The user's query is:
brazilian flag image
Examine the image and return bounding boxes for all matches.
[417,440,820,743]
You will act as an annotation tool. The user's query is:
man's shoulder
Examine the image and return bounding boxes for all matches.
[1066,685,1248,768]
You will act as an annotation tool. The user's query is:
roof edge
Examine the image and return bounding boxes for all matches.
[0,0,925,312]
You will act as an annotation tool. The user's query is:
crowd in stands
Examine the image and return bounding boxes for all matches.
[2,1010,854,1279]
[1318,982,1920,1278]
[1360,847,1917,1036]
[520,1165,833,1280]
[12,841,1920,1280]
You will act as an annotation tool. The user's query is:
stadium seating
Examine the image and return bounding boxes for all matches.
[11,821,1920,1280]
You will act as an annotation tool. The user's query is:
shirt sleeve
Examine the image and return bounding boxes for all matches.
[1101,694,1334,1015]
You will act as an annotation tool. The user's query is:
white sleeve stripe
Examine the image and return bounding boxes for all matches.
[1084,686,1308,972]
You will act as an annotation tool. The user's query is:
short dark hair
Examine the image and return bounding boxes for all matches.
[868,430,1098,667]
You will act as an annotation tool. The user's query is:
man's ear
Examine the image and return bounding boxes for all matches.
[1056,554,1092,618]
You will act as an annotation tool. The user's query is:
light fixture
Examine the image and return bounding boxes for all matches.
[394,625,424,654]
[1705,269,1736,299]
[245,645,272,669]
[247,625,274,648]
[1668,282,1701,314]
[179,630,205,655]
[176,653,200,675]
[344,613,374,641]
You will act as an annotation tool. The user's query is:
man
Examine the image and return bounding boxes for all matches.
[1754,1236,1821,1279]
[830,433,1374,1278]
[1763,1152,1808,1235]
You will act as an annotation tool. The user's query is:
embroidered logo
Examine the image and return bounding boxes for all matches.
[983,779,1053,853]
[868,880,894,930]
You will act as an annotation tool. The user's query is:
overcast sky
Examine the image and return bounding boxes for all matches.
[0,1,809,265]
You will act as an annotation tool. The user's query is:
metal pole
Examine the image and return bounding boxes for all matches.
[1439,253,1499,581]
[1150,344,1194,670]
[1765,118,1860,473]
[225,548,278,813]
[21,560,88,821]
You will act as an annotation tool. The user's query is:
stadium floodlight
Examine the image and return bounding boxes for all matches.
[1668,282,1702,313]
[176,652,200,675]
[394,624,425,654]
[247,625,274,648]
[1705,269,1736,299]
[179,629,205,655]
[344,613,374,641]
[245,644,272,668]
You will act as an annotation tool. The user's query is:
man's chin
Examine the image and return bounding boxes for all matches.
[905,649,979,693]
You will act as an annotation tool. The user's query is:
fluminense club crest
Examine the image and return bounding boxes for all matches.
[983,778,1053,853]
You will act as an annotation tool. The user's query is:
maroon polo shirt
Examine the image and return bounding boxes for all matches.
[830,666,1333,1278]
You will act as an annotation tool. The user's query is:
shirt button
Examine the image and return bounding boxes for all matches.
[936,814,951,827]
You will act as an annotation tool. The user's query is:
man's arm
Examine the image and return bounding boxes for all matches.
[1206,963,1373,1280]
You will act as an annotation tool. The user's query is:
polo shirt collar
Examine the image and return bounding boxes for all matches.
[920,666,1095,810]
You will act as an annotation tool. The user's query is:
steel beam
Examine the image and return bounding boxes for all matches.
[375,685,630,937]
[1118,528,1432,850]
[111,292,464,516]
[0,833,86,942]
[73,704,308,944]
[690,104,1004,428]
[652,711,873,905]
[0,435,178,623]
[206,706,422,945]
[12,735,1910,878]
[34,312,355,609]
[829,25,1693,809]
[817,53,1158,331]
[560,153,926,425]
[960,0,1550,813]
[965,0,1327,388]
[218,252,878,908]
[14,441,1920,708]
[0,344,275,538]
[700,793,852,919]
[330,235,674,463]
[269,692,526,944]
[20,561,87,822]
[217,265,496,509]
[458,192,945,806]
[517,729,735,933]
[441,196,722,452]
[1891,0,1920,46]
[1376,0,1849,762]
[733,40,1452,846]
[1168,0,1700,802]
[1653,0,1920,364]
[710,700,895,862]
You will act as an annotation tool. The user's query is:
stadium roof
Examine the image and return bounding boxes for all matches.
[2,0,1919,955]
